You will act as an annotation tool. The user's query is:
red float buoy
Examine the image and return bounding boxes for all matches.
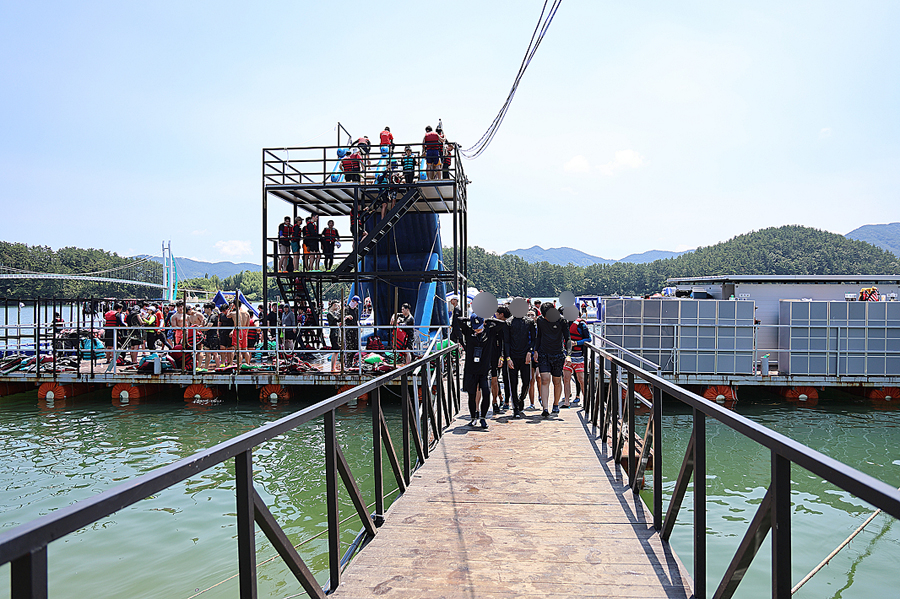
[702,385,737,409]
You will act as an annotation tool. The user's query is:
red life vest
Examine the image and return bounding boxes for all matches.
[569,320,587,354]
[424,131,441,150]
[342,155,360,171]
[322,227,339,242]
[104,310,119,328]
[379,130,393,145]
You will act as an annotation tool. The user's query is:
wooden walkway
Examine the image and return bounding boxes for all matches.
[332,400,694,598]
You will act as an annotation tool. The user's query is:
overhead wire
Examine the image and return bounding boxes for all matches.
[460,0,563,160]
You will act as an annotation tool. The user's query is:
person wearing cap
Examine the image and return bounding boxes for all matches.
[454,313,493,429]
[447,295,462,344]
[401,146,417,185]
[341,148,362,183]
[344,296,360,366]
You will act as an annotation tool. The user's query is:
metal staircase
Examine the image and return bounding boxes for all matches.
[333,187,421,275]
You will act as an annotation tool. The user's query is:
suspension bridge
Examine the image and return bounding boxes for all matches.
[0,242,178,300]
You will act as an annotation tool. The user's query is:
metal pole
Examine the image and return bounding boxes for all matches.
[772,452,791,598]
[324,409,341,591]
[373,387,384,525]
[653,385,663,531]
[235,449,257,599]
[693,408,706,599]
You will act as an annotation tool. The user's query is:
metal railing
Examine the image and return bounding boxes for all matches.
[0,343,461,598]
[582,339,900,599]
[0,319,451,378]
[262,142,465,187]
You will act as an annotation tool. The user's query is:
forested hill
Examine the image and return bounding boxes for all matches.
[452,226,900,298]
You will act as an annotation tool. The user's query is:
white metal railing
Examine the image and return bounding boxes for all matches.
[0,320,451,377]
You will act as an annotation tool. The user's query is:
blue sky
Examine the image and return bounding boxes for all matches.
[1,1,898,264]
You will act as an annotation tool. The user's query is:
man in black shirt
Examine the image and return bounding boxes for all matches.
[535,302,572,419]
[507,309,536,418]
[489,306,511,414]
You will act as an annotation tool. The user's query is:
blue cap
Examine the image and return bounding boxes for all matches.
[470,315,484,330]
[350,295,361,303]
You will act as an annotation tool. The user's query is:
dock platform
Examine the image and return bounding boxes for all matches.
[332,400,694,599]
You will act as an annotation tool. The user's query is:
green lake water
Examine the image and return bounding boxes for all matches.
[1,389,898,598]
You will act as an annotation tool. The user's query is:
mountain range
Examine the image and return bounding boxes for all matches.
[503,246,690,266]
[141,255,261,280]
[507,222,900,267]
[142,223,900,279]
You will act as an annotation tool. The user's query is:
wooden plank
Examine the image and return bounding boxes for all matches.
[330,393,693,599]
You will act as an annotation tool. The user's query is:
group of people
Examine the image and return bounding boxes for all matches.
[451,296,590,429]
[340,125,455,184]
[97,296,382,372]
[277,214,341,272]
[101,300,255,370]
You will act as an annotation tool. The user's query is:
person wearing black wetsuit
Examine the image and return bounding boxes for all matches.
[455,314,492,429]
[535,302,572,419]
[488,306,511,414]
[507,311,536,418]
[344,296,360,366]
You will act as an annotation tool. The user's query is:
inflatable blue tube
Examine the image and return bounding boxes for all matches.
[330,148,349,183]
[415,251,441,342]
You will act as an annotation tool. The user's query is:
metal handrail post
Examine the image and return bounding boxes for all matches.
[372,387,384,524]
[401,373,411,485]
[693,408,706,599]
[235,449,257,599]
[324,409,340,591]
[771,452,791,598]
[653,385,663,530]
[627,372,636,491]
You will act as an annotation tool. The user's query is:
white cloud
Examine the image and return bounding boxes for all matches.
[191,229,208,236]
[819,127,832,139]
[599,150,645,176]
[214,240,252,257]
[563,155,591,173]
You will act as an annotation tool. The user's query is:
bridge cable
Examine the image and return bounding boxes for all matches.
[460,0,563,160]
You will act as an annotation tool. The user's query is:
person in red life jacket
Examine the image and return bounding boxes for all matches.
[341,148,362,182]
[103,303,124,362]
[562,317,590,407]
[277,216,292,272]
[321,219,339,270]
[379,126,394,150]
[302,214,320,271]
[291,215,303,272]
[422,125,442,181]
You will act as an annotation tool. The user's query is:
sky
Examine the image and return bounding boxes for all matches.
[1,1,899,265]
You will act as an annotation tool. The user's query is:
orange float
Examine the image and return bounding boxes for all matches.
[702,385,737,409]
[782,386,819,407]
[184,384,218,401]
[866,387,900,410]
[259,384,290,403]
[111,383,159,401]
[622,383,654,415]
[37,382,94,400]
